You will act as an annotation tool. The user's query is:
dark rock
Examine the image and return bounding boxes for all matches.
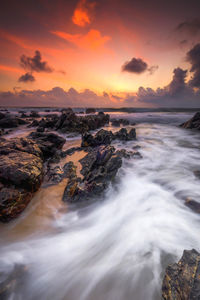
[86,108,96,114]
[111,118,130,127]
[28,119,39,127]
[28,132,65,159]
[185,198,200,213]
[0,112,6,120]
[55,110,109,134]
[63,145,122,203]
[0,117,19,128]
[116,149,142,159]
[20,112,27,118]
[37,127,45,133]
[180,112,200,129]
[30,111,40,118]
[0,138,44,222]
[114,128,129,141]
[162,249,200,300]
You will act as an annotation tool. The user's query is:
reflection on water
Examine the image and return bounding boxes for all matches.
[1,114,200,300]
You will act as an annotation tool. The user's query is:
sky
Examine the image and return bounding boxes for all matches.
[0,0,200,107]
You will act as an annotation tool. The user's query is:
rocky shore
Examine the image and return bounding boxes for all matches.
[0,108,139,222]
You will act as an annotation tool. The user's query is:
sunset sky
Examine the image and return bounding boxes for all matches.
[0,0,200,107]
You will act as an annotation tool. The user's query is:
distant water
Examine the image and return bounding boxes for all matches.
[1,111,200,300]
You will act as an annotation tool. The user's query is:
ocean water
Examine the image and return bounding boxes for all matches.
[1,111,200,300]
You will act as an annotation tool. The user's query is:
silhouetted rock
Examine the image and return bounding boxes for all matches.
[111,118,130,126]
[185,198,200,213]
[180,112,200,129]
[86,108,96,114]
[162,249,200,300]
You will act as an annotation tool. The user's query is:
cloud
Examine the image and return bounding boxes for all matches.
[176,19,200,36]
[186,43,200,88]
[20,50,53,73]
[52,29,110,51]
[0,87,112,107]
[131,66,200,107]
[122,57,158,75]
[122,57,148,74]
[72,0,96,27]
[18,72,35,83]
[148,65,159,75]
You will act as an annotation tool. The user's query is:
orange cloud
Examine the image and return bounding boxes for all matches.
[72,0,96,27]
[52,29,110,51]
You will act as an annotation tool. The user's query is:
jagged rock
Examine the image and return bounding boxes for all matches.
[63,145,122,203]
[162,249,200,300]
[28,132,65,159]
[180,112,200,129]
[86,108,96,114]
[28,119,39,127]
[0,117,18,128]
[82,128,136,147]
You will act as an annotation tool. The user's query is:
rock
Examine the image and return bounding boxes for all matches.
[28,132,65,159]
[162,249,200,300]
[0,138,44,222]
[0,117,19,128]
[82,128,136,147]
[30,111,40,118]
[86,108,96,114]
[111,119,121,127]
[116,149,142,159]
[111,118,130,127]
[180,112,200,129]
[185,198,200,213]
[63,145,122,203]
[37,126,45,133]
[0,112,6,120]
[28,119,39,127]
[55,110,109,134]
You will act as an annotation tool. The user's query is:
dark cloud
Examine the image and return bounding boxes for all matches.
[176,19,200,36]
[148,65,159,75]
[20,50,53,73]
[186,43,200,88]
[122,57,158,75]
[168,67,188,95]
[18,72,35,83]
[129,66,200,107]
[122,57,148,74]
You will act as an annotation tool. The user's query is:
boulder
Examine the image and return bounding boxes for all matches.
[30,111,40,118]
[63,145,122,203]
[180,112,200,129]
[28,132,65,159]
[0,138,44,222]
[162,249,200,300]
[111,118,130,127]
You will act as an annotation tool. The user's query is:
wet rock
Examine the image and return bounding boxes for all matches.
[86,108,96,114]
[180,112,200,129]
[114,127,136,141]
[116,149,142,159]
[63,145,122,203]
[162,249,200,300]
[185,198,200,213]
[0,117,19,128]
[82,127,136,147]
[55,110,109,134]
[28,132,65,159]
[0,138,44,222]
[36,126,45,133]
[0,112,6,120]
